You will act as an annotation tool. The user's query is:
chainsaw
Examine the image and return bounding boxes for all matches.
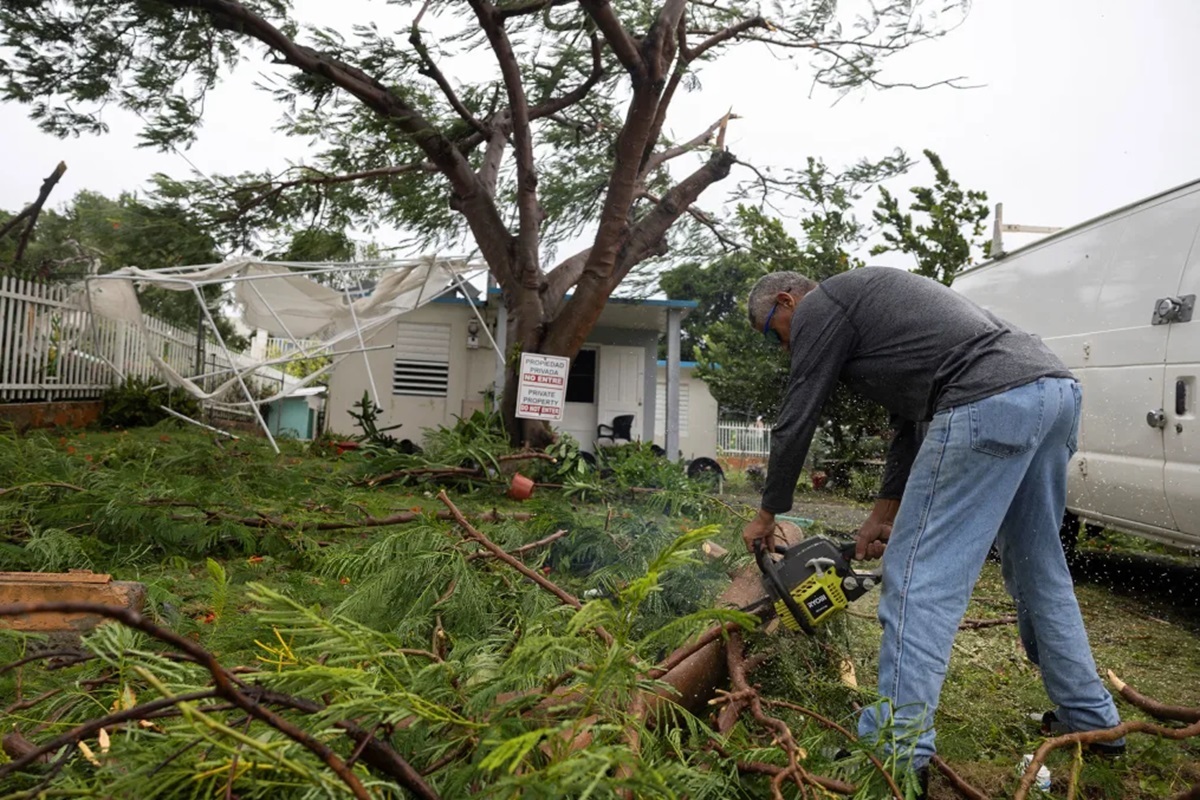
[752,536,882,635]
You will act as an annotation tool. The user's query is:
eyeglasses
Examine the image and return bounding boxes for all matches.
[762,303,783,347]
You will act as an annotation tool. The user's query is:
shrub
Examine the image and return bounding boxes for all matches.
[99,376,201,429]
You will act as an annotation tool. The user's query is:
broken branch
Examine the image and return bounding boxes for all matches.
[465,528,568,561]
[1108,670,1200,723]
[0,161,67,265]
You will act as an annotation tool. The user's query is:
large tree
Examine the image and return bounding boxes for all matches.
[0,0,967,444]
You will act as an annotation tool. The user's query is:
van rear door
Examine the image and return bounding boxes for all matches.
[1163,222,1200,546]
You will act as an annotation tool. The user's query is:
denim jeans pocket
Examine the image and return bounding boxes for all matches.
[1066,381,1082,454]
[968,382,1045,458]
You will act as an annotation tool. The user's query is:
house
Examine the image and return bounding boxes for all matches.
[325,291,718,458]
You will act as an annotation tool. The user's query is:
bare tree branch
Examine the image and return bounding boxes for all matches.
[544,246,591,303]
[479,126,509,196]
[527,32,605,120]
[0,161,67,266]
[409,25,489,137]
[639,112,736,178]
[496,0,574,19]
[686,16,768,61]
[160,0,517,286]
[578,0,644,77]
[0,691,220,778]
[470,0,543,272]
[228,162,436,220]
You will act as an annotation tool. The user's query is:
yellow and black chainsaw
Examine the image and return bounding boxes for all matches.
[753,537,881,634]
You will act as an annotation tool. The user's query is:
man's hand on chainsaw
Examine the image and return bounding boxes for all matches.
[855,519,891,560]
[742,509,778,553]
[855,498,900,560]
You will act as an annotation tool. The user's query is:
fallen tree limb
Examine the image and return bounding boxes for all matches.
[1108,669,1200,723]
[930,755,991,800]
[761,697,905,800]
[0,602,423,800]
[1015,716,1200,799]
[0,690,219,775]
[161,505,533,532]
[959,615,1017,630]
[465,528,568,561]
[438,491,613,646]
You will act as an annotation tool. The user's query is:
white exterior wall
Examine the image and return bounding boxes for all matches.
[326,303,497,440]
[653,365,719,460]
[326,303,671,453]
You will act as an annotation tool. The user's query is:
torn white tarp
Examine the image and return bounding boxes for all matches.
[90,256,475,340]
[73,256,489,453]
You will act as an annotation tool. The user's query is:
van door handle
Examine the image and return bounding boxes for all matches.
[1177,380,1188,416]
[1147,408,1166,429]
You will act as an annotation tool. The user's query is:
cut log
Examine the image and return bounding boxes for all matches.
[0,571,145,632]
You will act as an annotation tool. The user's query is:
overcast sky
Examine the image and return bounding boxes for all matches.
[3,0,1199,265]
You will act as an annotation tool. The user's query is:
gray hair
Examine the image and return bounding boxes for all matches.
[747,271,817,329]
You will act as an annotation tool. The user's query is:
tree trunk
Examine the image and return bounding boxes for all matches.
[499,281,558,449]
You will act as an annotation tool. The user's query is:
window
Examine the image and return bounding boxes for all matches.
[655,378,690,436]
[566,349,597,403]
[393,322,450,397]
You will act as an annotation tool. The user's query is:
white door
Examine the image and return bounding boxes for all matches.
[597,345,644,440]
[1163,228,1200,546]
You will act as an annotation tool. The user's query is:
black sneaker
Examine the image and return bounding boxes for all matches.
[1038,711,1126,757]
[913,765,929,800]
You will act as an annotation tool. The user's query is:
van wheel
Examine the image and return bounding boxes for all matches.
[1059,512,1081,564]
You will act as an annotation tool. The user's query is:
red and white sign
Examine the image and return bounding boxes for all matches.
[516,353,570,422]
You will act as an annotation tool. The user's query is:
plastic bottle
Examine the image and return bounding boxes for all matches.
[1018,754,1052,792]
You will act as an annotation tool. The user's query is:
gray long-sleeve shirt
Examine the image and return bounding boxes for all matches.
[761,267,1072,514]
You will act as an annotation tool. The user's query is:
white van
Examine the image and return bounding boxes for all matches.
[954,180,1200,552]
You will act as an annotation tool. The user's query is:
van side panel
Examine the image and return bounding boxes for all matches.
[955,186,1200,545]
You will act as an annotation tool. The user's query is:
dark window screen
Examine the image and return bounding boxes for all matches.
[566,349,597,403]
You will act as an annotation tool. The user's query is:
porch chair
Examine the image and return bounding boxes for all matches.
[597,414,635,445]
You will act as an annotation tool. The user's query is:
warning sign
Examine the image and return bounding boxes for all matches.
[516,353,570,422]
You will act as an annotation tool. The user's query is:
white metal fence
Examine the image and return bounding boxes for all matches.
[717,420,771,457]
[0,275,275,407]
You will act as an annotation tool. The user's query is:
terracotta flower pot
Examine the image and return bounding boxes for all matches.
[811,471,828,491]
[508,472,535,501]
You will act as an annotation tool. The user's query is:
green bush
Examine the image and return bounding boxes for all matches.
[99,376,201,429]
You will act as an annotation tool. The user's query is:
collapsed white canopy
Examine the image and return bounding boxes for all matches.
[78,256,491,451]
[86,255,480,340]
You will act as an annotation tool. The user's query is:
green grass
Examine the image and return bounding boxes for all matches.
[1,428,1198,799]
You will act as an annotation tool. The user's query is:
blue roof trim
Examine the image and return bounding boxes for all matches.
[657,360,698,368]
[485,286,698,308]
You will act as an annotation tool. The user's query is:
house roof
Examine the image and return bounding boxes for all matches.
[434,288,698,332]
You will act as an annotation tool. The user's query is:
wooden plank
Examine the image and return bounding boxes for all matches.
[0,571,113,584]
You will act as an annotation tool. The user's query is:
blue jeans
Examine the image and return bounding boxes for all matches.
[857,378,1122,766]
